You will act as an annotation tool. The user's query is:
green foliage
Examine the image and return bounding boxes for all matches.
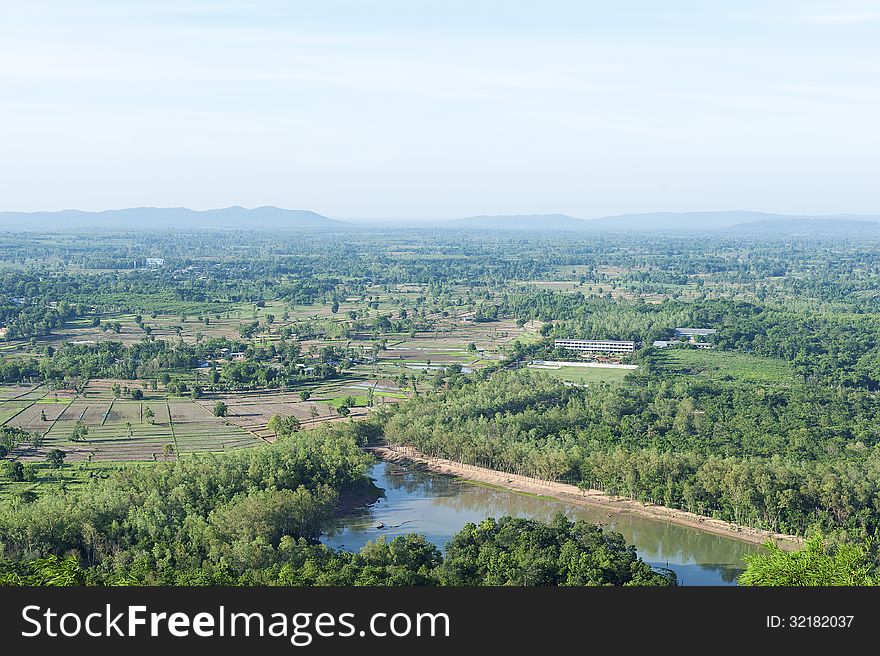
[267,414,301,437]
[438,514,674,586]
[0,555,87,586]
[739,535,878,586]
[0,512,667,587]
[0,424,371,583]
[46,449,66,468]
[70,420,88,442]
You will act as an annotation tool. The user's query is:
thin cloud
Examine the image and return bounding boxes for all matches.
[796,11,880,24]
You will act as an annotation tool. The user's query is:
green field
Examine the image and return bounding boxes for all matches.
[530,365,634,385]
[655,348,795,384]
[325,394,371,409]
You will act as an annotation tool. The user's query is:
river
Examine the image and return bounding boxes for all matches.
[323,461,761,586]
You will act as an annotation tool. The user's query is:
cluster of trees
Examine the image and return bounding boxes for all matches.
[0,423,371,583]
[0,426,39,457]
[0,337,344,390]
[436,514,673,586]
[0,299,83,341]
[0,511,672,586]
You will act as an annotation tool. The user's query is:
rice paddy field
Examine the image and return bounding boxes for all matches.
[0,383,267,462]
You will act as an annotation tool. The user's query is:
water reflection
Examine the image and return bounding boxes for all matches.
[324,462,758,586]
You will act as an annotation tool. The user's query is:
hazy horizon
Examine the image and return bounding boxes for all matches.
[3,1,879,218]
[4,206,880,229]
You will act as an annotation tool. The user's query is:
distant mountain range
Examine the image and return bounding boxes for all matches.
[4,206,880,234]
[0,206,340,230]
[447,210,880,232]
[720,217,880,237]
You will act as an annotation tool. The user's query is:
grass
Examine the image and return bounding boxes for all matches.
[655,348,795,384]
[534,366,633,385]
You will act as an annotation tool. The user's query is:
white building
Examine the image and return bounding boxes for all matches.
[146,258,166,268]
[554,339,636,354]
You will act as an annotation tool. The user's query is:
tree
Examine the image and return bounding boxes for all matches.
[130,388,144,400]
[336,405,350,417]
[331,301,340,314]
[299,390,311,401]
[213,401,228,417]
[144,407,155,425]
[267,414,301,438]
[10,461,25,482]
[70,421,88,442]
[46,449,66,468]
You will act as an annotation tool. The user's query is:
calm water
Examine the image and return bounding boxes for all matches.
[323,462,760,586]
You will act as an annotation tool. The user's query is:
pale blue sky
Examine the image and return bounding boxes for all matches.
[2,1,879,219]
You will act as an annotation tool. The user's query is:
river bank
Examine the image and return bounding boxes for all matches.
[367,445,803,550]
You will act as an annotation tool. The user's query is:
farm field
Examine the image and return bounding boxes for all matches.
[0,384,276,462]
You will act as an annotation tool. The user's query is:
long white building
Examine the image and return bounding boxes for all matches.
[554,339,636,354]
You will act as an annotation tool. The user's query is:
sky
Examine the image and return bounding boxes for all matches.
[1,1,879,220]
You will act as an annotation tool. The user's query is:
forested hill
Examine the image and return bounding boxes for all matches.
[0,206,341,231]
